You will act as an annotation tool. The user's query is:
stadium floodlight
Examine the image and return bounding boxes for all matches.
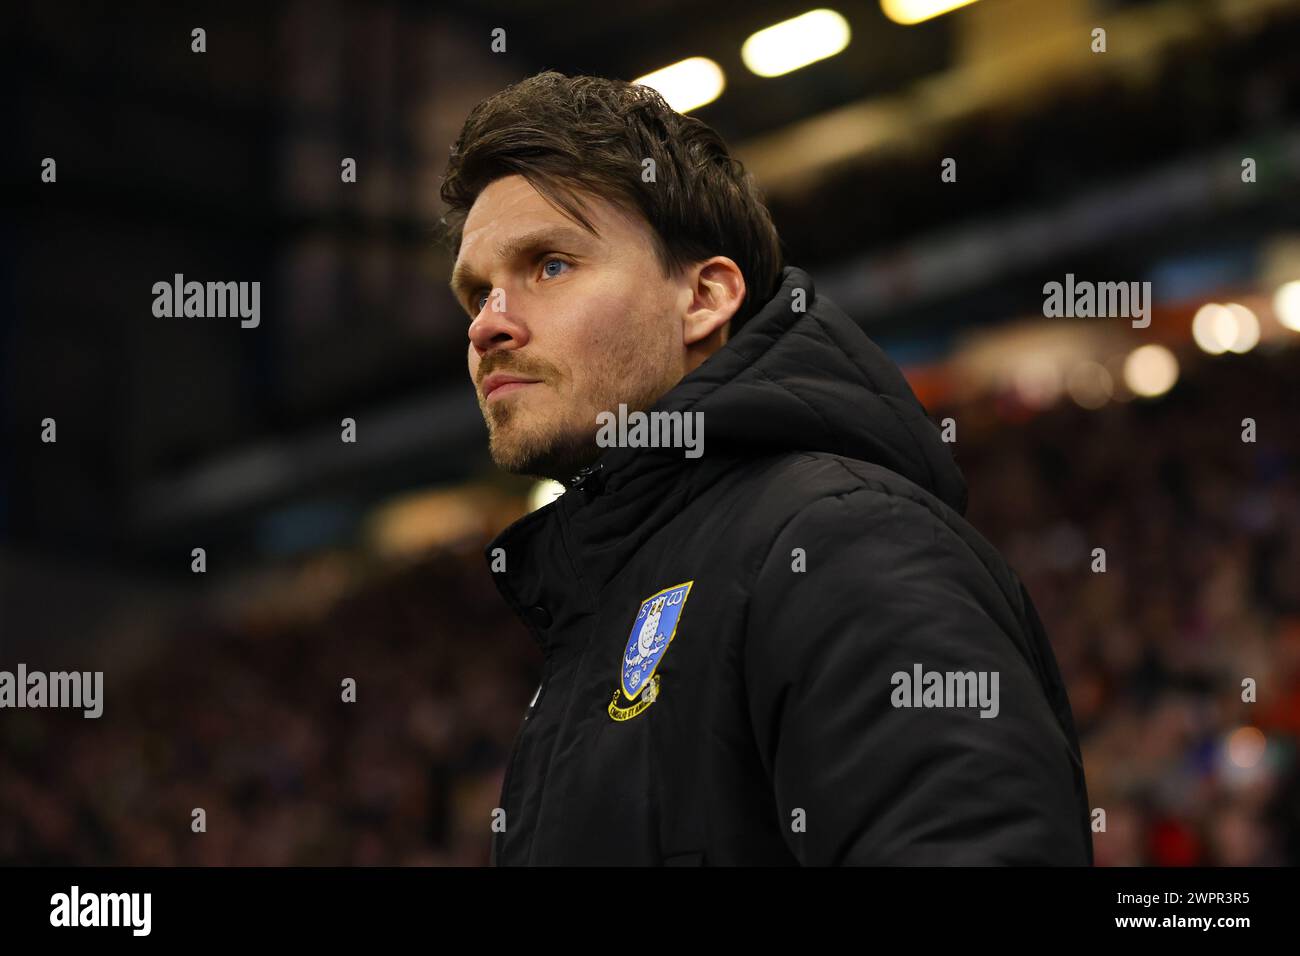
[632,57,725,113]
[880,0,981,26]
[741,9,851,78]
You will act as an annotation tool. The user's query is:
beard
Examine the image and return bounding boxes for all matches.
[481,366,677,483]
[485,396,599,482]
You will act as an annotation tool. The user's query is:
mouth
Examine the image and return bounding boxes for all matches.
[487,381,536,400]
[483,378,542,401]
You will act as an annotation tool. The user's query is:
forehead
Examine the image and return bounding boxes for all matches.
[461,175,563,242]
[455,175,648,268]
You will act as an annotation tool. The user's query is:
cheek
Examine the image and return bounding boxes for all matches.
[552,287,657,387]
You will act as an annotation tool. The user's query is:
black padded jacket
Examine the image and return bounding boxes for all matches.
[485,264,1093,866]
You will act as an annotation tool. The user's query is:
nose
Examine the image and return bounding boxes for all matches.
[468,289,529,357]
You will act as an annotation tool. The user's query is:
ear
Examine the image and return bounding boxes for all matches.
[682,258,746,347]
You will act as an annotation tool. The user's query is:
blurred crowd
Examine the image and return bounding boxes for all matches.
[954,347,1300,866]
[2,347,1298,866]
[0,549,536,866]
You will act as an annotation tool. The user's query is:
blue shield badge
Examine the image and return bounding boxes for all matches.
[620,581,693,700]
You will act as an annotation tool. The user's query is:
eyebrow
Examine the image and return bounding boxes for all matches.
[449,225,598,307]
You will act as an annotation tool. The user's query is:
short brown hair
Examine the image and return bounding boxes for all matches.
[437,70,785,334]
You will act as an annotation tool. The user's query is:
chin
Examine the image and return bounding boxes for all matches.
[490,426,594,483]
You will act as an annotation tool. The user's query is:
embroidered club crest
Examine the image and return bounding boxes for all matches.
[608,581,693,721]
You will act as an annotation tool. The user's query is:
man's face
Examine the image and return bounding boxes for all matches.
[453,174,690,481]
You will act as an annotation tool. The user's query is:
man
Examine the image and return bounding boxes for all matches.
[438,71,1092,865]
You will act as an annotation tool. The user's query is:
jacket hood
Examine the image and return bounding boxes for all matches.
[487,263,969,634]
[584,264,968,515]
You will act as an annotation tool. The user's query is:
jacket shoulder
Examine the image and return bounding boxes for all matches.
[734,461,1093,862]
[735,451,1088,819]
[730,450,1047,703]
[738,451,1016,606]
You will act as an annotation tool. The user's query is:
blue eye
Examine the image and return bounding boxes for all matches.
[541,257,570,279]
[471,258,569,315]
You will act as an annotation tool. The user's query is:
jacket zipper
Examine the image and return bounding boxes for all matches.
[494,651,554,864]
[495,469,594,863]
[568,461,604,496]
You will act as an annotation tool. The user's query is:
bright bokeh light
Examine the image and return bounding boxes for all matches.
[632,57,725,113]
[742,9,851,78]
[880,0,980,26]
[1123,344,1179,397]
[1192,302,1261,354]
[1223,303,1260,353]
[1191,303,1232,355]
[1274,280,1300,332]
[527,480,566,513]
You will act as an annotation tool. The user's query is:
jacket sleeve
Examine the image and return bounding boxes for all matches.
[742,486,1091,865]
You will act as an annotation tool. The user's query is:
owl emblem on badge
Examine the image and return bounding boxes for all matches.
[609,581,693,721]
